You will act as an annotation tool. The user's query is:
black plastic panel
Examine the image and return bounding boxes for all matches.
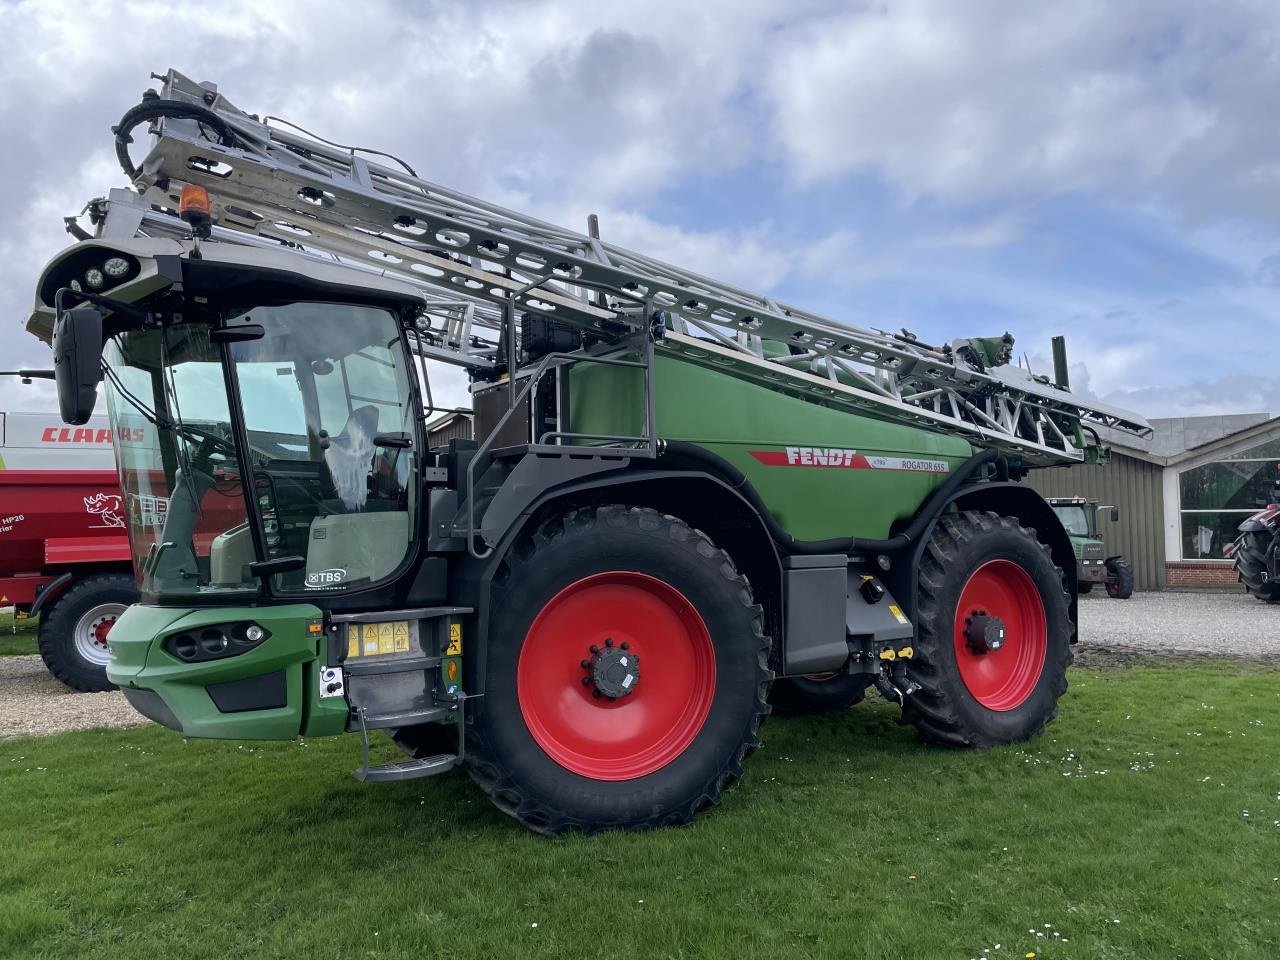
[206,671,287,713]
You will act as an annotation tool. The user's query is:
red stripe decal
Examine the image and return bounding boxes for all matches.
[748,448,949,473]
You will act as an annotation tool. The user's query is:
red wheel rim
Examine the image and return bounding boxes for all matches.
[952,559,1047,711]
[517,572,716,780]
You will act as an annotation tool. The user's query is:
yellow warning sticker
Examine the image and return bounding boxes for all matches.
[346,621,415,658]
[888,604,910,626]
[446,622,462,656]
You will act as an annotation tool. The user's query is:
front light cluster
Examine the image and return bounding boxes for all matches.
[71,255,137,294]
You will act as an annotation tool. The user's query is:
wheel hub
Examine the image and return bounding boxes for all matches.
[91,616,117,648]
[963,609,1006,654]
[581,638,640,700]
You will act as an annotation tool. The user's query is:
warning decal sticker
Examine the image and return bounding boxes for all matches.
[749,447,949,473]
[346,620,416,658]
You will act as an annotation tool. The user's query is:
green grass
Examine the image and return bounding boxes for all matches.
[2,660,1278,960]
[0,611,37,656]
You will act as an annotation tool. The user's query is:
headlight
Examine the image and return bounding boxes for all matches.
[103,257,131,278]
[84,268,105,289]
[69,279,83,292]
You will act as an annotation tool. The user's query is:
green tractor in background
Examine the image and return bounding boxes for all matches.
[1048,497,1133,599]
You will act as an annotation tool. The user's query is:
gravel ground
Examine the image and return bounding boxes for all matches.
[1,590,1276,741]
[1078,589,1280,660]
[0,656,148,740]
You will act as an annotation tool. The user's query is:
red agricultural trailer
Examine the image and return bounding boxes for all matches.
[0,411,137,690]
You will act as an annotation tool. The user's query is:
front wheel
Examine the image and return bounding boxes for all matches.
[467,505,772,834]
[1105,558,1134,599]
[37,573,136,692]
[903,511,1072,747]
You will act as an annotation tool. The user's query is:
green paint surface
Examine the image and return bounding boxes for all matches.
[571,350,973,539]
[107,603,339,741]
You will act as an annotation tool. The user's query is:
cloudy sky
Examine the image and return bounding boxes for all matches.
[2,0,1280,418]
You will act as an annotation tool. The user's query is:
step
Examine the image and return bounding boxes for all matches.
[343,654,441,677]
[354,705,454,730]
[355,753,458,783]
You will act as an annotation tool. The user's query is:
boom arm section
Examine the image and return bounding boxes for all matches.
[102,68,1149,465]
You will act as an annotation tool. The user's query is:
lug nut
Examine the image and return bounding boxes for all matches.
[605,638,614,647]
[581,676,592,686]
[581,659,591,669]
[590,644,600,654]
[621,642,630,650]
[592,690,601,699]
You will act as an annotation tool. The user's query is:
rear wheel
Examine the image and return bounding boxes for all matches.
[1077,581,1094,595]
[1104,558,1134,599]
[37,573,136,692]
[903,511,1072,747]
[466,505,772,834]
[1232,530,1279,602]
[769,673,868,715]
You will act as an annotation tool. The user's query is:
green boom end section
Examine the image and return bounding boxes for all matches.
[107,602,347,741]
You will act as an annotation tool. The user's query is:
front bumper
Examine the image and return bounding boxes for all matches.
[1077,559,1108,583]
[106,603,348,740]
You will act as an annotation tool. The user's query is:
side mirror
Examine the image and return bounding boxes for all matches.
[52,303,105,425]
[1102,505,1120,522]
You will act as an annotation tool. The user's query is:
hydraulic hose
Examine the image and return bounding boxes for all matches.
[657,439,1000,557]
[113,98,237,182]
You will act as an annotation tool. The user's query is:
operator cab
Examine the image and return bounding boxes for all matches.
[28,238,429,606]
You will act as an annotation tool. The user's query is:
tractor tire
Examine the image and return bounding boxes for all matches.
[902,511,1072,748]
[466,505,772,835]
[37,573,136,692]
[1077,582,1094,595]
[1233,530,1280,602]
[769,673,868,715]
[1105,558,1134,599]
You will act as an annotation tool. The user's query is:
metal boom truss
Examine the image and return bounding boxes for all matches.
[95,69,1151,466]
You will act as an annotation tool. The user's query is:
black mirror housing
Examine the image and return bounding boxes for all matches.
[53,303,105,425]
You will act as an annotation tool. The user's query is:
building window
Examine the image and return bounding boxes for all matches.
[1178,440,1280,559]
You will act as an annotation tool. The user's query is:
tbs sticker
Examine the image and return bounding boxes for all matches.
[305,567,348,589]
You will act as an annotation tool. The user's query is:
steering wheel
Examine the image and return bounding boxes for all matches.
[175,423,238,464]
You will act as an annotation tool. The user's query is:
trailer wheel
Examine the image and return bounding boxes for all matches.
[37,573,136,693]
[903,511,1072,748]
[769,673,868,715]
[1233,530,1280,602]
[1104,558,1134,599]
[466,505,772,834]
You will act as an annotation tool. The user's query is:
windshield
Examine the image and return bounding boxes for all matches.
[101,302,418,603]
[1052,504,1091,538]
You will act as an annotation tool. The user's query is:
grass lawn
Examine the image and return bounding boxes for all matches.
[0,611,38,656]
[2,658,1278,959]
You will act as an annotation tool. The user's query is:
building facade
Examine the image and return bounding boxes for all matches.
[1028,413,1280,591]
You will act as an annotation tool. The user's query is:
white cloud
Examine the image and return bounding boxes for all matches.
[1,0,1279,424]
[764,0,1279,217]
[914,214,1022,250]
